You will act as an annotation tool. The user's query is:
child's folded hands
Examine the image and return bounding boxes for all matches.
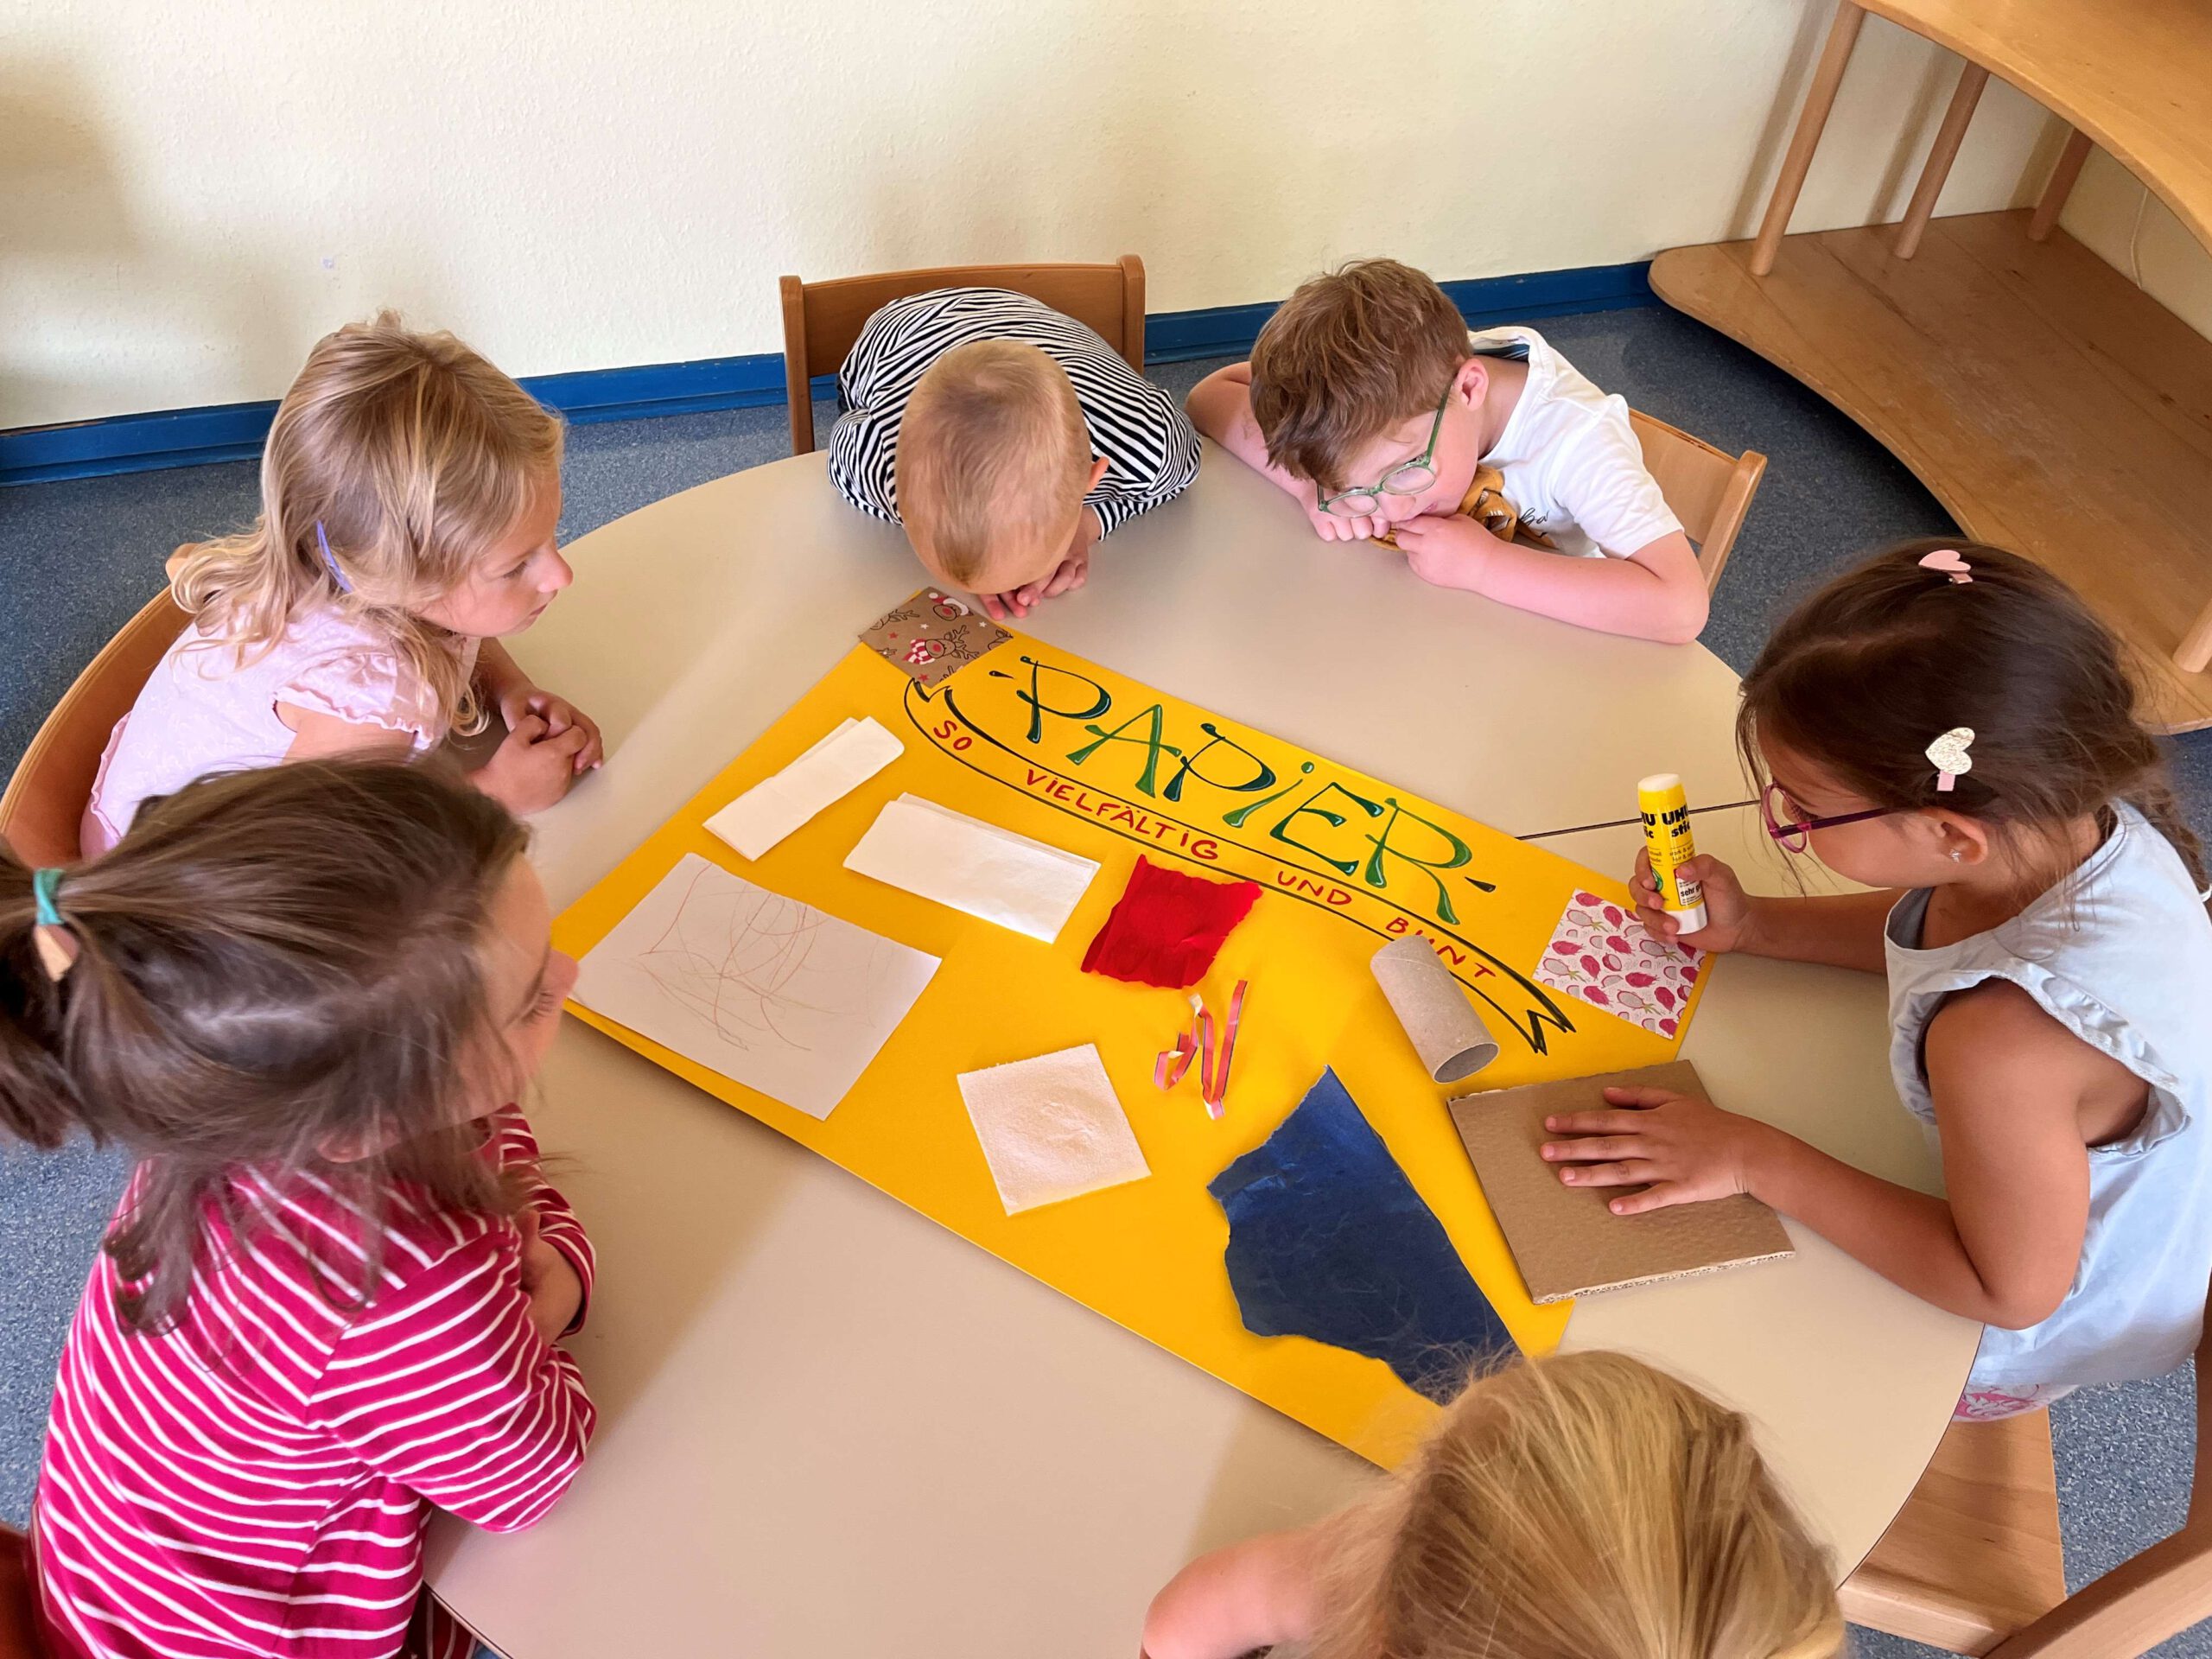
[517,1208,585,1344]
[1306,501,1389,543]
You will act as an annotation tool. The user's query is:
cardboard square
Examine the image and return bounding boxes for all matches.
[1448,1061,1792,1302]
[860,588,1011,688]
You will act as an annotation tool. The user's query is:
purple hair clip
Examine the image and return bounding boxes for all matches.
[1918,549,1973,584]
[315,521,354,594]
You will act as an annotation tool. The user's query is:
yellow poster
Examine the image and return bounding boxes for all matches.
[556,630,1709,1465]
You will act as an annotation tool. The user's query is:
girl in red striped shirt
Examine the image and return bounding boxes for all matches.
[3,760,595,1659]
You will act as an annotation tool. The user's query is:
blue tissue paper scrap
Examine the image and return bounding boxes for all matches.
[1207,1068,1515,1403]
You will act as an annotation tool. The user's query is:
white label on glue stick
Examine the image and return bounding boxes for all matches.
[1638,772,1708,934]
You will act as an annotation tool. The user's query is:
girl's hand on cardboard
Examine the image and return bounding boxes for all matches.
[1630,847,1751,952]
[1538,1086,1773,1215]
[1391,512,1494,591]
[497,684,604,774]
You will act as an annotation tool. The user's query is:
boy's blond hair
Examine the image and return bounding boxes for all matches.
[171,312,564,737]
[1250,258,1470,494]
[895,340,1090,586]
[1313,1351,1843,1659]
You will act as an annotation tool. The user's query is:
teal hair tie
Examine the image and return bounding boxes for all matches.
[32,868,65,927]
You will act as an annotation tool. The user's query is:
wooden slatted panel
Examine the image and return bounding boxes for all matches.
[1652,212,2212,730]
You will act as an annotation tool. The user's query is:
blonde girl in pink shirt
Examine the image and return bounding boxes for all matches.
[85,314,601,855]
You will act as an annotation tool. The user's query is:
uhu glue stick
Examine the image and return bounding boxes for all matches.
[1637,772,1708,933]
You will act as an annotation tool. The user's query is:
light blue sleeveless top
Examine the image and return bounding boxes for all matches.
[1885,804,2212,1390]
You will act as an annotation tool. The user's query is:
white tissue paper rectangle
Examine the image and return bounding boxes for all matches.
[842,794,1098,943]
[704,716,904,861]
[957,1045,1150,1214]
[571,854,938,1120]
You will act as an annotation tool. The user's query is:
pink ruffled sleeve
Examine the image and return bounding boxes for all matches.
[277,645,446,747]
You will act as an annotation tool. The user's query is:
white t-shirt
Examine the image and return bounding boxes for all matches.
[1468,326,1681,561]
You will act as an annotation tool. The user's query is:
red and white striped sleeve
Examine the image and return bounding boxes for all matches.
[305,1225,596,1533]
[488,1105,598,1332]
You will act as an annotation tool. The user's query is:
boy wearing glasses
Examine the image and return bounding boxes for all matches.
[1185,259,1707,643]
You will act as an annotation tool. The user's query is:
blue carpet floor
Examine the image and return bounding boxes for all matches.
[3,308,2209,1656]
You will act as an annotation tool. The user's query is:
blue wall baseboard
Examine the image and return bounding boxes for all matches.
[0,260,1653,487]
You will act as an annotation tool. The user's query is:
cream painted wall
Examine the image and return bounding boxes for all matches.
[3,2,2064,429]
[2060,148,2212,345]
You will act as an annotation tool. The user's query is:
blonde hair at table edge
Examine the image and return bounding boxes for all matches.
[1310,1351,1844,1659]
[893,339,1093,592]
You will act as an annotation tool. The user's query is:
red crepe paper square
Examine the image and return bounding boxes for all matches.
[1081,856,1261,989]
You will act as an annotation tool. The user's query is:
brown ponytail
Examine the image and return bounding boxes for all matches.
[0,864,95,1148]
[1739,539,2208,893]
[0,760,530,1331]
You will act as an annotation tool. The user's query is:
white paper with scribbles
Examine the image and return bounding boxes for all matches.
[573,854,938,1118]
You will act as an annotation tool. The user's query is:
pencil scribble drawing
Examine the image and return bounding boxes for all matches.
[572,853,942,1120]
[633,861,833,1051]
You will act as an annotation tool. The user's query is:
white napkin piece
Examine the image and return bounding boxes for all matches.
[842,794,1098,943]
[705,716,903,861]
[957,1045,1150,1214]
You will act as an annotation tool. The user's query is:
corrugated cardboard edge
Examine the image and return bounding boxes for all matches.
[1527,1243,1798,1303]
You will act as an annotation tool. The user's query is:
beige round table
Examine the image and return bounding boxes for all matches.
[425,449,1978,1658]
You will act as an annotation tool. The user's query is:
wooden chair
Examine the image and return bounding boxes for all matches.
[778,257,1147,456]
[1,1522,49,1658]
[1842,1287,2212,1656]
[1628,410,1766,595]
[0,588,186,867]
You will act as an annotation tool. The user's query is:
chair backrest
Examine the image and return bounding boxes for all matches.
[779,257,1147,455]
[0,1522,49,1658]
[1982,1275,2212,1657]
[0,588,186,868]
[1628,410,1766,595]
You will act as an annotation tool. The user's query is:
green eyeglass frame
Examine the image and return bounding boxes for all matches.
[1314,382,1452,517]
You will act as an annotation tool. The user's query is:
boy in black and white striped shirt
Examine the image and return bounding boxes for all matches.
[828,288,1200,620]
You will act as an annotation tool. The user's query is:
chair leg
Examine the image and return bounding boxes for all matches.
[1895,60,1989,259]
[2029,129,2094,243]
[2177,594,2212,677]
[1751,1,1869,276]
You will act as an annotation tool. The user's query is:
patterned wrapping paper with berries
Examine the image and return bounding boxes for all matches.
[1534,892,1702,1039]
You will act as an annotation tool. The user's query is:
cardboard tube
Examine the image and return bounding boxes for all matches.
[1371,938,1500,1084]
